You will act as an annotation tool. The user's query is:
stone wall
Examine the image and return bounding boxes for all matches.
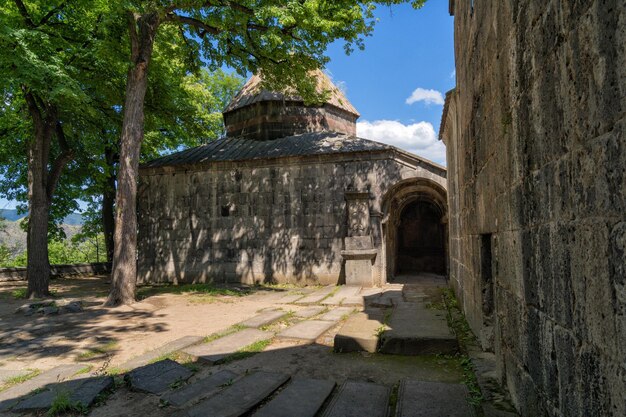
[137,151,446,286]
[223,101,358,140]
[0,262,112,282]
[442,1,625,416]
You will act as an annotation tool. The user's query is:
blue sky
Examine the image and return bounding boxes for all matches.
[1,2,454,211]
[325,1,455,165]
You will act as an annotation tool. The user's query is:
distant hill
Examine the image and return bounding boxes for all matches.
[0,209,84,225]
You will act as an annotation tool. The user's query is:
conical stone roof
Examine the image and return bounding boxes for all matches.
[223,70,360,140]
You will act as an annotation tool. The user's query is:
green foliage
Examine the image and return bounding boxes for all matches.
[11,288,27,299]
[0,369,40,392]
[137,283,249,300]
[47,391,87,416]
[3,235,106,267]
[219,338,272,364]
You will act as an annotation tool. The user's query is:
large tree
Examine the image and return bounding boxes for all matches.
[0,1,242,297]
[106,0,426,305]
[0,0,115,297]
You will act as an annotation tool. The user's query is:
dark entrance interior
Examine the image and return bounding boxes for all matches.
[395,199,446,275]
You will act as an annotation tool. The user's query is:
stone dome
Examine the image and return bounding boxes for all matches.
[223,70,360,141]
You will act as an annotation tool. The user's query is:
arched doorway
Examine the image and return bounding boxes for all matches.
[396,199,446,275]
[381,178,448,283]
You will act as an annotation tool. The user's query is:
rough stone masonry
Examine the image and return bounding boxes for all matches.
[137,71,447,287]
[440,1,625,416]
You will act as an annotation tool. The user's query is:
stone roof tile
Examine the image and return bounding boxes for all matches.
[142,132,391,168]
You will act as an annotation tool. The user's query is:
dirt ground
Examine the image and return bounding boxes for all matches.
[0,276,466,417]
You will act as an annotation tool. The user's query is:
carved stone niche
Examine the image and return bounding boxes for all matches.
[342,192,377,287]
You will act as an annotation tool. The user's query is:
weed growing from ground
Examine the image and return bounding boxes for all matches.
[47,392,86,416]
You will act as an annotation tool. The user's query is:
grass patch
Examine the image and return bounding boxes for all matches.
[204,324,246,343]
[47,391,87,416]
[12,288,57,300]
[137,283,248,300]
[104,367,126,376]
[0,369,40,392]
[220,339,272,364]
[11,288,27,299]
[74,366,92,376]
[259,311,295,332]
[388,383,400,416]
[440,288,483,406]
[77,341,118,361]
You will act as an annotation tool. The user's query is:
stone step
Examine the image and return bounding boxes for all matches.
[319,307,355,322]
[333,310,384,353]
[252,378,336,417]
[295,287,336,304]
[119,335,204,370]
[12,376,114,412]
[379,301,458,355]
[320,380,390,417]
[182,329,273,364]
[184,371,289,417]
[277,320,336,342]
[321,286,362,305]
[293,306,325,318]
[240,310,288,328]
[162,370,238,407]
[395,379,477,417]
[0,364,84,411]
[367,290,404,308]
[126,359,193,394]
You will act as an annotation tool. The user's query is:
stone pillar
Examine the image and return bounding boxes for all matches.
[341,192,377,287]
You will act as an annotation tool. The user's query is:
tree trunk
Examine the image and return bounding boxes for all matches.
[102,143,116,263]
[26,155,51,299]
[105,12,159,306]
[23,92,55,298]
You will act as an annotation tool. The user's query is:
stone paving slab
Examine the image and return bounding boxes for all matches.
[295,287,336,304]
[395,379,476,417]
[321,286,362,305]
[119,336,204,370]
[162,370,238,407]
[367,290,403,308]
[240,310,288,328]
[278,294,306,304]
[252,378,336,417]
[320,380,390,417]
[319,307,354,322]
[293,306,325,318]
[379,301,458,355]
[12,376,114,412]
[185,371,289,417]
[277,320,336,342]
[0,369,29,382]
[182,329,273,364]
[334,311,384,353]
[126,359,192,394]
[0,364,84,411]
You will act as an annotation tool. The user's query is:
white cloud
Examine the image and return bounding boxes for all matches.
[450,69,456,79]
[357,120,447,165]
[405,87,445,106]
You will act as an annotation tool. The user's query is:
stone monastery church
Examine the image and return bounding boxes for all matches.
[137,71,447,287]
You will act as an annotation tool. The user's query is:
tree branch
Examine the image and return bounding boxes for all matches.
[127,12,140,62]
[37,1,67,27]
[46,122,73,201]
[21,88,43,128]
[165,13,222,37]
[13,0,35,28]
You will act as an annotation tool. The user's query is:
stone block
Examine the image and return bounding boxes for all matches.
[126,359,192,394]
[252,378,335,417]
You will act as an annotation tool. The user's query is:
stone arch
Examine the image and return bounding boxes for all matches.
[381,178,448,283]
